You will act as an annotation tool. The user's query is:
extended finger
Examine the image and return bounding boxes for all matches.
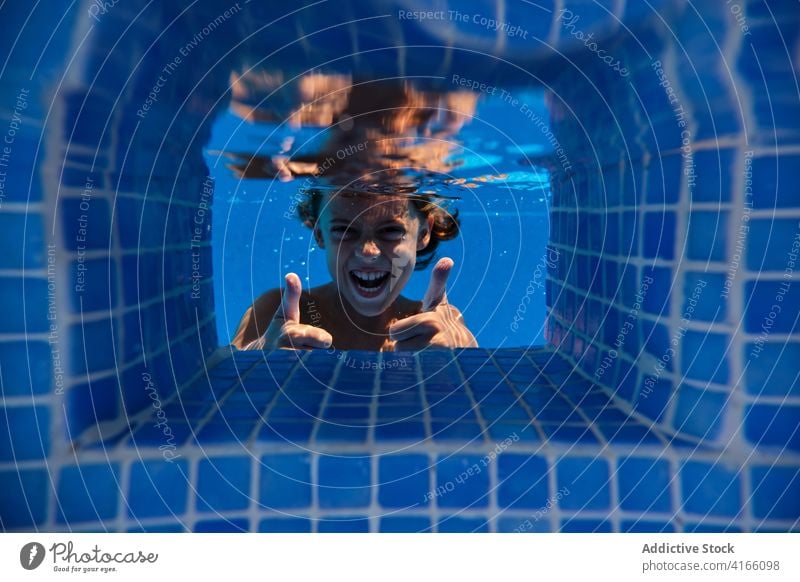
[422,257,454,312]
[275,272,302,324]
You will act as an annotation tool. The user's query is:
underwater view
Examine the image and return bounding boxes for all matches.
[205,82,552,348]
[0,0,799,577]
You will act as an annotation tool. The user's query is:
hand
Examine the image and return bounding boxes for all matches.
[244,273,334,350]
[389,258,478,350]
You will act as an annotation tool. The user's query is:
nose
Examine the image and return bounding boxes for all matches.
[356,238,380,260]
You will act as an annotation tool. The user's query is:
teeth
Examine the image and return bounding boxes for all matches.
[352,270,387,281]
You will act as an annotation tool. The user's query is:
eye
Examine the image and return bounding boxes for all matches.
[330,226,357,241]
[379,226,406,240]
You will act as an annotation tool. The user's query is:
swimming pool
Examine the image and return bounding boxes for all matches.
[205,88,552,348]
[0,0,798,534]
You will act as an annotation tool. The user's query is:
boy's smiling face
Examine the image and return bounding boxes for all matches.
[314,192,432,316]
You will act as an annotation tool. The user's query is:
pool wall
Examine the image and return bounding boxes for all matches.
[546,1,800,450]
[1,0,798,532]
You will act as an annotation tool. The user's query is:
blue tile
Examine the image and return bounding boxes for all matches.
[379,516,431,532]
[743,342,800,396]
[258,518,312,532]
[0,277,48,333]
[689,150,732,202]
[435,455,489,509]
[259,454,311,509]
[672,385,728,439]
[70,258,117,313]
[323,405,370,420]
[750,465,800,520]
[497,454,549,509]
[0,469,48,529]
[378,454,430,508]
[621,520,675,532]
[617,457,672,512]
[750,155,800,208]
[641,319,672,370]
[269,402,320,420]
[69,319,118,376]
[130,420,192,448]
[437,516,489,532]
[0,406,49,461]
[684,273,726,322]
[541,423,599,445]
[687,212,727,262]
[315,424,369,443]
[615,362,639,401]
[622,161,643,206]
[257,421,313,443]
[0,132,42,201]
[497,516,551,532]
[127,523,186,533]
[0,341,52,395]
[197,456,251,512]
[641,267,671,316]
[621,211,638,254]
[643,212,675,260]
[0,213,44,269]
[66,376,120,438]
[318,455,371,509]
[376,404,423,420]
[57,463,119,524]
[487,422,541,443]
[744,404,800,451]
[60,198,111,250]
[128,460,189,519]
[194,420,253,444]
[374,421,426,440]
[681,331,729,384]
[431,421,484,441]
[744,281,799,334]
[597,422,662,445]
[121,253,159,305]
[604,214,620,254]
[116,197,158,249]
[556,457,610,510]
[195,518,249,532]
[684,522,742,533]
[560,518,613,532]
[634,377,672,422]
[317,516,370,532]
[747,218,800,271]
[534,404,575,422]
[680,461,741,517]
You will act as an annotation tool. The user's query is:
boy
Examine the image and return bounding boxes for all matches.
[232,189,477,351]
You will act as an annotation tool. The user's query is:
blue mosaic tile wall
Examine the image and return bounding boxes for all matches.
[1,0,798,533]
[545,0,800,454]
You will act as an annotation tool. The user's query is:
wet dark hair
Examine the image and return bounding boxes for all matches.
[297,188,460,270]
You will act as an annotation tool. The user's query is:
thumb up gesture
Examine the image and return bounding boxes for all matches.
[244,273,333,350]
[388,258,478,350]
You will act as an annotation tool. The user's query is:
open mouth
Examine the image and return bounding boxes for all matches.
[349,269,390,298]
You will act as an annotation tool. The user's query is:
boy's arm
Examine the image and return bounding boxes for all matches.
[231,288,282,349]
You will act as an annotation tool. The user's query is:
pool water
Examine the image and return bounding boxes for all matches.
[1,0,798,534]
[205,89,552,347]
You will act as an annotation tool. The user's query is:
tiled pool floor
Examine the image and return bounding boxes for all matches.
[38,348,794,533]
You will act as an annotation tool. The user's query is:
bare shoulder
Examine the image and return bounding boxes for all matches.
[231,288,282,348]
[252,287,282,317]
